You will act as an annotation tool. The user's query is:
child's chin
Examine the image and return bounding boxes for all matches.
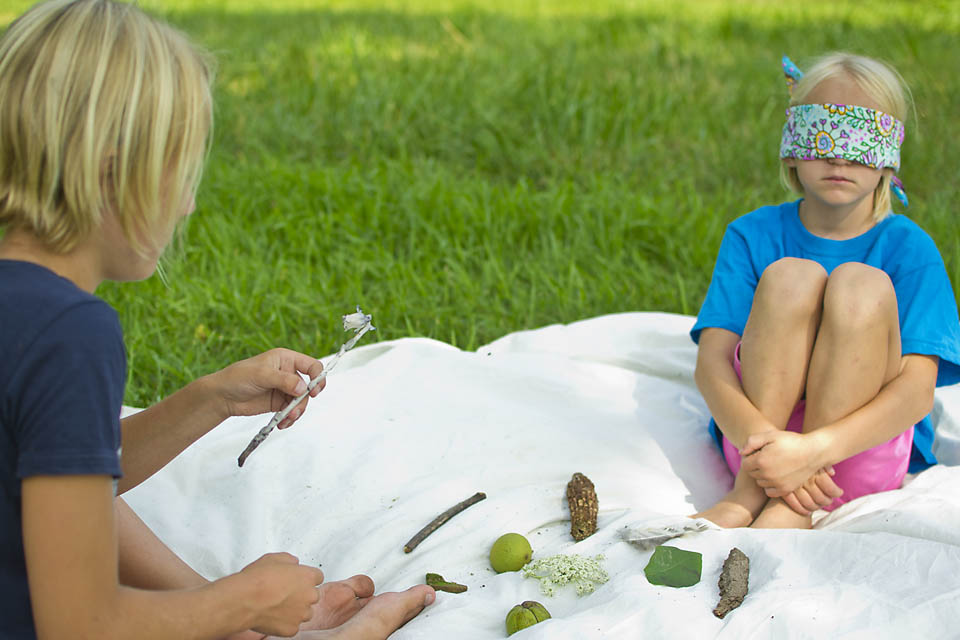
[112,259,160,283]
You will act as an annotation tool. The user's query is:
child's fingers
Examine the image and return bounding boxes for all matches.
[812,471,844,499]
[279,348,325,385]
[782,492,811,516]
[277,398,308,429]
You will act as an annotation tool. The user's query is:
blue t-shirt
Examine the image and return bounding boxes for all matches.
[691,200,960,472]
[0,260,125,639]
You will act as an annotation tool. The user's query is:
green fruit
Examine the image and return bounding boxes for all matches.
[505,600,551,636]
[489,533,533,573]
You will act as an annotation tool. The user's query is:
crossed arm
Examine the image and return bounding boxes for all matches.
[695,327,938,513]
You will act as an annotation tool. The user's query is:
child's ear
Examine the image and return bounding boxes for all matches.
[782,157,797,169]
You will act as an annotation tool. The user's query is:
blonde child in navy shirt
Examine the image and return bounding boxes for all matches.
[0,1,434,638]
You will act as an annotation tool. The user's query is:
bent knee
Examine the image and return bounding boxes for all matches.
[755,258,828,315]
[823,263,897,327]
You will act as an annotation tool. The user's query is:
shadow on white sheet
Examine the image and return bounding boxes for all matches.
[123,313,960,639]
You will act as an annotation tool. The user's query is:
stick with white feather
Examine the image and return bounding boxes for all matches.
[237,307,376,467]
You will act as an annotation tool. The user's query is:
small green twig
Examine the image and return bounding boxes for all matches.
[425,573,468,593]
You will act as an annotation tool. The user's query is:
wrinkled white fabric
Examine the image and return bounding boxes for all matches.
[124,312,960,639]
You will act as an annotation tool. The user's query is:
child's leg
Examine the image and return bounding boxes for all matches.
[696,258,828,527]
[695,466,771,528]
[752,264,902,527]
[750,497,813,528]
[739,258,828,426]
[800,263,901,436]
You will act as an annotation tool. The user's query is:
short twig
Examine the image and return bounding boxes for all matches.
[425,573,468,593]
[403,492,487,553]
[237,307,375,467]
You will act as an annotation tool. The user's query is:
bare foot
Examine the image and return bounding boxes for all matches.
[694,500,757,528]
[750,498,813,529]
[285,586,436,640]
[694,468,769,528]
[300,576,376,630]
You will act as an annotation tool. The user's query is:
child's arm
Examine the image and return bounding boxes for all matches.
[694,328,780,448]
[118,348,324,493]
[742,354,939,496]
[116,498,269,640]
[696,327,842,513]
[116,498,379,639]
[24,475,323,640]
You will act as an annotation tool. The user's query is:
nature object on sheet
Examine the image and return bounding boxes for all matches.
[425,572,467,594]
[403,491,487,553]
[522,553,609,596]
[489,532,533,573]
[621,516,715,551]
[644,545,702,588]
[566,472,598,541]
[237,306,376,467]
[505,600,551,636]
[713,547,750,618]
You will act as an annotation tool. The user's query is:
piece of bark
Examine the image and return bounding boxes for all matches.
[566,472,598,541]
[425,573,468,593]
[713,547,750,619]
[403,492,486,553]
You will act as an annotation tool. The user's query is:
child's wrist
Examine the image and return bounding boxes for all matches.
[805,429,836,469]
[188,373,232,423]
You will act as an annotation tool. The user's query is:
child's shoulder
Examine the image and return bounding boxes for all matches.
[726,200,798,234]
[0,260,120,347]
[878,214,941,256]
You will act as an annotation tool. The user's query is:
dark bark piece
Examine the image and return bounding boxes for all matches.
[566,472,598,541]
[713,547,750,619]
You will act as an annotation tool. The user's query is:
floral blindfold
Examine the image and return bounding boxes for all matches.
[779,103,904,170]
[779,56,908,207]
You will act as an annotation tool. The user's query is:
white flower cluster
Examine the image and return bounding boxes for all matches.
[522,553,609,597]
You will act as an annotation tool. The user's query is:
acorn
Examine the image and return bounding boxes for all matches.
[505,600,551,635]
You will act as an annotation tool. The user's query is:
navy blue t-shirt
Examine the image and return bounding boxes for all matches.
[1,260,125,639]
[690,201,960,473]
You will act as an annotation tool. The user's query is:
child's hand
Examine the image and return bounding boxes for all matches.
[739,429,828,497]
[207,348,325,427]
[238,552,325,637]
[780,468,843,515]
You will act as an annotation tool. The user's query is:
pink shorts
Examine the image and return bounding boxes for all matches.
[722,342,913,511]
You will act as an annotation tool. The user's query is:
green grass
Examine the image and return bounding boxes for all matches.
[3,0,959,406]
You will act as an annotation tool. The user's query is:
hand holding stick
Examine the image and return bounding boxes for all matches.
[237,307,376,467]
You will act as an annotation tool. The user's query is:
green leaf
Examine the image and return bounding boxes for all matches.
[644,546,702,588]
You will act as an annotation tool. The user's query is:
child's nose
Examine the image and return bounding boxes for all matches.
[826,157,851,166]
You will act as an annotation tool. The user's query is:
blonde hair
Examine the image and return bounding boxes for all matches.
[779,52,911,221]
[0,0,214,254]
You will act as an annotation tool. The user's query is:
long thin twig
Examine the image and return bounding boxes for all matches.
[403,492,487,553]
[237,308,375,467]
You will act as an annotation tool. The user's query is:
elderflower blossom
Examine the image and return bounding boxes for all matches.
[522,553,609,597]
[342,306,374,332]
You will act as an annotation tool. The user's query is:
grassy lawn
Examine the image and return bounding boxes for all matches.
[3,0,959,406]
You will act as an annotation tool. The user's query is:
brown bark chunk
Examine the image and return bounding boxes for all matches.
[566,472,598,541]
[713,547,750,619]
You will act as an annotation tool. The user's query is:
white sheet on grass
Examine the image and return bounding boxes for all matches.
[123,312,960,639]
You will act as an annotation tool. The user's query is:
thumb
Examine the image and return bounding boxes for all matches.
[740,432,772,457]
